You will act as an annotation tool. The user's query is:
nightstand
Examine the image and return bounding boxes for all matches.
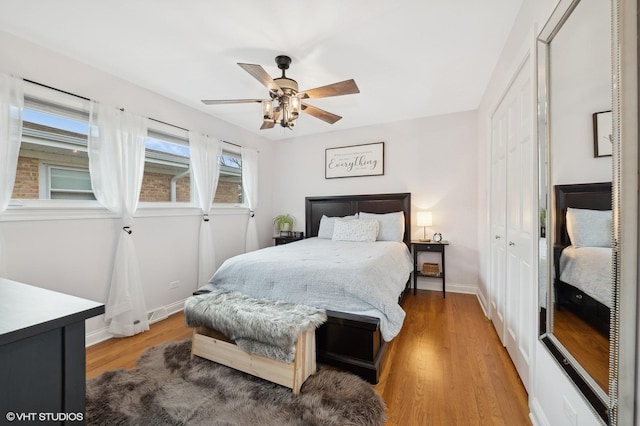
[273,234,304,246]
[411,240,449,297]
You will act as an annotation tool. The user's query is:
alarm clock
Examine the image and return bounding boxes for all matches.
[433,232,443,242]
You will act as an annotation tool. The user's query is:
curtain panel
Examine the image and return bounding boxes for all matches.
[0,74,23,276]
[241,147,259,252]
[89,102,149,337]
[189,132,222,287]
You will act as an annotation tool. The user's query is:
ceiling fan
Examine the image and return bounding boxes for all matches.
[201,55,360,130]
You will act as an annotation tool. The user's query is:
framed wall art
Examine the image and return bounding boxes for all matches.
[593,110,612,157]
[325,142,384,179]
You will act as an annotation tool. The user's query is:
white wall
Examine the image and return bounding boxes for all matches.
[477,0,607,424]
[272,111,480,294]
[0,30,276,339]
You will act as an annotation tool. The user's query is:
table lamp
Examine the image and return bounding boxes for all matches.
[417,211,433,242]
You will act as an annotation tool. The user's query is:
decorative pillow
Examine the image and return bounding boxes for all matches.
[566,207,612,247]
[317,214,358,239]
[332,218,379,242]
[359,211,405,242]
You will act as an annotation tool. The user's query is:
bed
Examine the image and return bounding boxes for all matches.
[197,192,412,383]
[553,182,612,337]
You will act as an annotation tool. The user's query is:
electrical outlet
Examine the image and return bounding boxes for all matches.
[563,396,577,426]
[169,280,180,289]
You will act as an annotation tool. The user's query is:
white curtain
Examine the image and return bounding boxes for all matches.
[189,132,222,287]
[241,147,259,252]
[0,74,23,276]
[89,102,149,337]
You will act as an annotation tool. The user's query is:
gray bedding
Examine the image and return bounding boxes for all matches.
[559,246,612,307]
[202,237,413,341]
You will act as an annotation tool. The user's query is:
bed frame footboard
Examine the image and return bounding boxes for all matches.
[316,310,384,384]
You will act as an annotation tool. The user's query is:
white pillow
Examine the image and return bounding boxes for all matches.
[317,214,358,239]
[332,218,379,242]
[359,211,405,242]
[566,207,611,247]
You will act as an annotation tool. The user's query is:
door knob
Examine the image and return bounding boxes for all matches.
[509,241,515,246]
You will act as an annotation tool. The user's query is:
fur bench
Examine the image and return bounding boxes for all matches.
[184,288,327,394]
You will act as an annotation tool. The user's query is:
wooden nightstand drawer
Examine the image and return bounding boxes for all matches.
[273,234,304,246]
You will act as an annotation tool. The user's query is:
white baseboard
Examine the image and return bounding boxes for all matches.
[415,280,477,295]
[475,289,489,317]
[85,327,112,347]
[85,298,187,347]
[529,398,549,426]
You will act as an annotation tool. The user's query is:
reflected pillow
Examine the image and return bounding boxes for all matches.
[566,207,611,247]
[317,213,358,239]
[332,218,379,242]
[359,211,405,242]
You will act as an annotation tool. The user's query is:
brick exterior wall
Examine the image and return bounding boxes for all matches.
[139,172,191,202]
[12,156,40,199]
[215,180,242,204]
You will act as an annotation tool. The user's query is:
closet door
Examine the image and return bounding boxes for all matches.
[489,56,534,392]
[490,102,507,344]
[503,57,533,391]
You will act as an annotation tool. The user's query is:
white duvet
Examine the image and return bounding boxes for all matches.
[204,237,413,341]
[559,246,612,307]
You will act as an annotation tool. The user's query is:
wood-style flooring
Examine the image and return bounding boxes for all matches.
[86,290,530,425]
[552,307,609,393]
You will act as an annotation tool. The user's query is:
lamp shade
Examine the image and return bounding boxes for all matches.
[417,211,433,227]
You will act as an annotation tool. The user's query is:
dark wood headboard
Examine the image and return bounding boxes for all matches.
[554,182,611,247]
[305,193,411,247]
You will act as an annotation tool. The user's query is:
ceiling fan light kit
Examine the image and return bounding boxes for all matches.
[202,55,359,130]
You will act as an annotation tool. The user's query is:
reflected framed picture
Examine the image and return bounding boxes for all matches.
[593,110,612,157]
[325,142,384,179]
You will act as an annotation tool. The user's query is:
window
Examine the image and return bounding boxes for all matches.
[13,90,194,205]
[11,82,246,210]
[41,164,95,200]
[13,101,91,201]
[215,150,243,204]
[140,130,191,203]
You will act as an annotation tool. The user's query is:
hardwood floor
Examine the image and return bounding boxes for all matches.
[86,290,530,425]
[376,291,529,425]
[86,313,193,378]
[553,307,609,393]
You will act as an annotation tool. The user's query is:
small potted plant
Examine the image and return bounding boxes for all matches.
[540,208,547,238]
[273,214,295,235]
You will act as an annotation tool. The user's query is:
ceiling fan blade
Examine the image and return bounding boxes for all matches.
[301,103,342,124]
[201,99,264,105]
[300,79,360,99]
[260,120,276,130]
[238,63,284,96]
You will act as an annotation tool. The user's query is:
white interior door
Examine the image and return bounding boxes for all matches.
[490,56,534,392]
[490,98,507,344]
[504,57,534,391]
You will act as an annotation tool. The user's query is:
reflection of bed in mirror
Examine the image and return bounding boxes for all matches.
[553,182,612,337]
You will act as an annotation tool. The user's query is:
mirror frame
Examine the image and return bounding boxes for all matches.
[536,0,620,423]
[613,1,637,425]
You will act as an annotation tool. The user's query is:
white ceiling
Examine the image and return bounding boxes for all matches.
[0,1,523,140]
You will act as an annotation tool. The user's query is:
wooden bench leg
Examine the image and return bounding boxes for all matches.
[190,329,198,360]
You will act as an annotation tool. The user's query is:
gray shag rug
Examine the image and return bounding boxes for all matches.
[86,340,386,426]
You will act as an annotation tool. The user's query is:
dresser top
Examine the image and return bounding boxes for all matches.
[0,278,104,345]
